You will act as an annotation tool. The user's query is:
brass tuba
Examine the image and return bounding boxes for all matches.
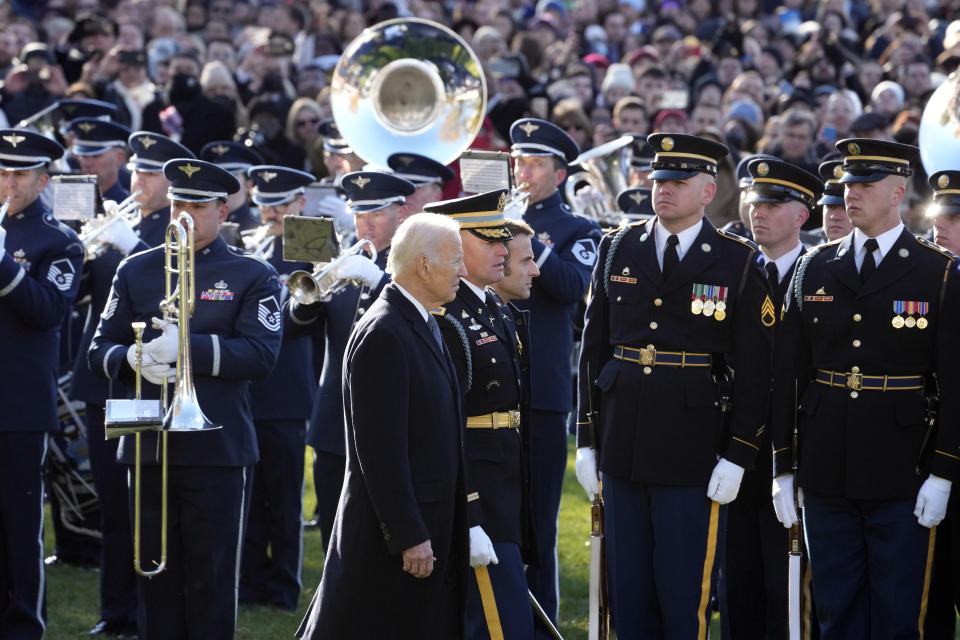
[564,135,635,226]
[918,70,960,176]
[329,18,487,167]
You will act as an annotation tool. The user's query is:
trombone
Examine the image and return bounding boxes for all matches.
[287,238,377,305]
[128,212,220,577]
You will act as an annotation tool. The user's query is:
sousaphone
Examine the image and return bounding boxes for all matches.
[919,70,960,176]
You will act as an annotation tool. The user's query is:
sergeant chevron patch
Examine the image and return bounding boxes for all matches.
[47,258,75,292]
[761,295,776,327]
[258,296,281,331]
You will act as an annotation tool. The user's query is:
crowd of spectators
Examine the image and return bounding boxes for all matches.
[0,0,955,230]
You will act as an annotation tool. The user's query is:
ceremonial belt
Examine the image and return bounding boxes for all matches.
[815,369,924,392]
[614,345,711,368]
[466,410,521,429]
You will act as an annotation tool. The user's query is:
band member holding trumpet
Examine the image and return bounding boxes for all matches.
[508,117,602,631]
[65,117,132,203]
[289,170,415,548]
[202,140,264,234]
[0,130,83,640]
[426,190,538,639]
[238,165,317,610]
[126,131,196,248]
[575,133,773,639]
[89,158,282,639]
[386,152,455,215]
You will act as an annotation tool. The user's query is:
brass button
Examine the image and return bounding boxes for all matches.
[654,298,662,306]
[616,296,622,302]
[852,339,861,347]
[649,321,658,330]
[850,391,859,399]
[490,358,496,364]
[643,366,652,374]
[853,313,862,322]
[813,317,818,323]
[851,366,860,373]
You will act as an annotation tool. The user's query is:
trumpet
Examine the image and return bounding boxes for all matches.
[288,239,377,305]
[79,190,142,259]
[240,222,277,259]
[503,182,530,221]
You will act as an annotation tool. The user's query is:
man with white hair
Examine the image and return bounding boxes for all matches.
[297,212,469,639]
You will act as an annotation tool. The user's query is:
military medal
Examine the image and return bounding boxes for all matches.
[691,299,704,314]
[905,316,916,328]
[714,309,726,321]
[892,300,905,329]
[716,301,726,312]
[916,301,929,329]
[691,284,705,314]
[917,317,928,329]
[703,300,716,316]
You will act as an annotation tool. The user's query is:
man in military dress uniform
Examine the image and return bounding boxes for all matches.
[770,139,960,638]
[387,152,455,214]
[426,190,537,639]
[66,117,132,203]
[238,164,317,610]
[816,160,854,244]
[575,133,773,639]
[127,131,196,248]
[509,117,602,628]
[288,170,415,548]
[201,140,264,233]
[89,158,283,639]
[0,130,84,640]
[722,158,821,640]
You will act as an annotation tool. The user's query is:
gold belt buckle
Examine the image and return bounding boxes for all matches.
[639,344,656,366]
[509,410,520,428]
[845,371,862,391]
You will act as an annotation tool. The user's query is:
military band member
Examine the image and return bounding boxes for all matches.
[509,117,602,629]
[722,158,820,640]
[0,130,83,640]
[314,119,364,241]
[289,171,415,547]
[297,213,468,639]
[426,190,537,639]
[490,220,540,304]
[815,160,854,244]
[88,158,282,639]
[127,131,196,248]
[66,117,132,203]
[617,186,655,224]
[238,165,316,610]
[770,140,960,638]
[387,152,455,214]
[575,133,773,638]
[201,140,264,233]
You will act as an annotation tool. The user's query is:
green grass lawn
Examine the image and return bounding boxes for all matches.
[42,437,717,639]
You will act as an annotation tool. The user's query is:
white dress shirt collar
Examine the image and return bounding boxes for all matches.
[654,218,703,268]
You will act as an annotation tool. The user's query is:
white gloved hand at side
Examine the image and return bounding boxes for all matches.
[915,474,952,528]
[141,316,178,364]
[468,526,499,567]
[707,457,745,504]
[575,447,600,500]
[0,224,6,260]
[772,473,799,528]
[334,253,383,288]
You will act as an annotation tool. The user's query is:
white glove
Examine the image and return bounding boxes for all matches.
[468,526,499,568]
[141,361,176,386]
[0,224,6,260]
[707,457,745,505]
[772,473,799,528]
[141,316,178,364]
[915,474,952,528]
[97,216,141,256]
[242,234,261,253]
[575,447,600,500]
[315,192,347,219]
[126,343,157,372]
[334,253,383,288]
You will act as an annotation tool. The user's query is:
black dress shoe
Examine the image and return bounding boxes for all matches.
[88,619,138,637]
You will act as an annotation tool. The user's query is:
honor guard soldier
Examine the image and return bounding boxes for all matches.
[770,140,960,638]
[68,127,148,635]
[127,131,196,248]
[575,133,774,639]
[617,186,655,224]
[89,158,283,640]
[387,152,455,213]
[426,190,537,639]
[238,165,317,609]
[66,117,132,203]
[509,117,602,629]
[289,171,415,547]
[722,158,821,640]
[816,160,854,244]
[0,130,84,640]
[202,140,264,233]
[721,153,777,241]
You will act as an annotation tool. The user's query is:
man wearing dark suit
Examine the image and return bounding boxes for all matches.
[297,212,469,639]
[771,140,960,637]
[722,158,821,640]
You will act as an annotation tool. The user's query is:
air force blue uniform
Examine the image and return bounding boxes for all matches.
[89,159,282,640]
[510,118,602,628]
